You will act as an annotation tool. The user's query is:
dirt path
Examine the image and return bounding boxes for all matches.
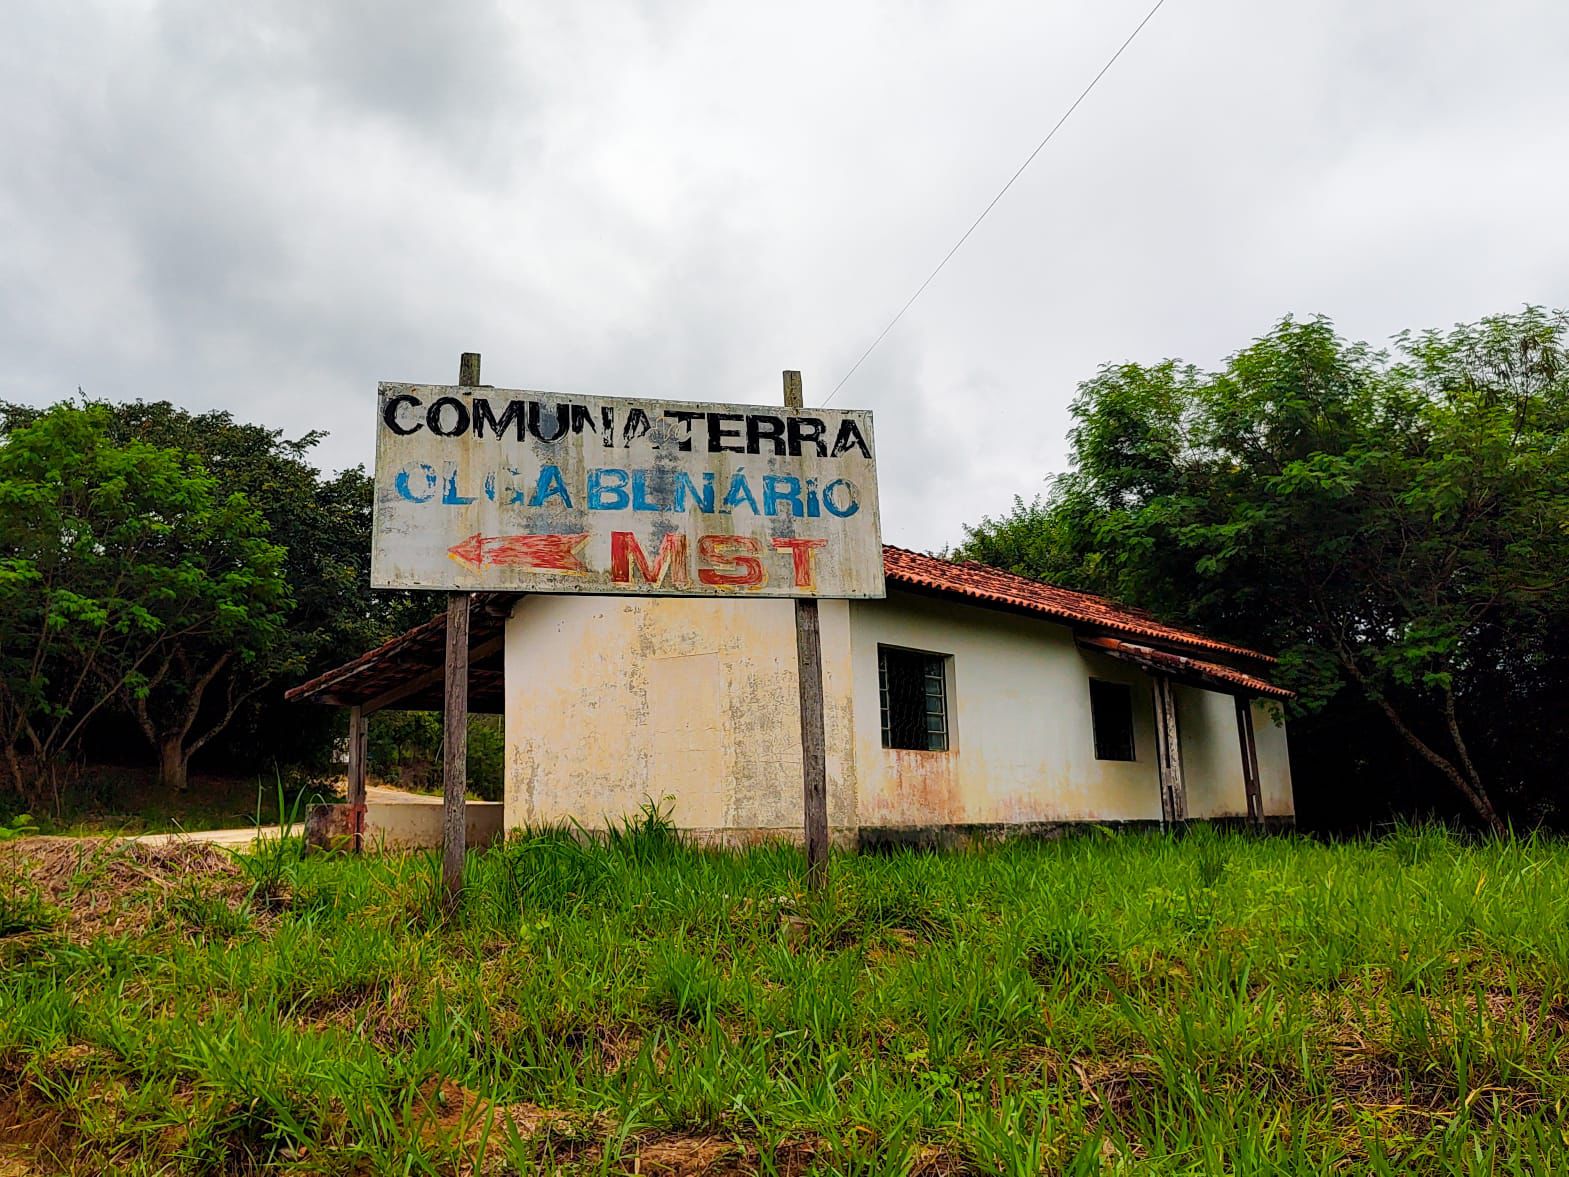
[126,784,443,848]
[129,825,273,849]
[366,785,442,805]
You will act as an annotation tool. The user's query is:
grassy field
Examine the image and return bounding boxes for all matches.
[3,822,1569,1175]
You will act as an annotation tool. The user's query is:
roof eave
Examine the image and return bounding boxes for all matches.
[881,571,1277,668]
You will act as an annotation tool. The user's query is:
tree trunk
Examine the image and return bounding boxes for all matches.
[1330,643,1507,836]
[2,742,24,806]
[159,736,190,793]
[1442,688,1505,836]
[1367,692,1506,836]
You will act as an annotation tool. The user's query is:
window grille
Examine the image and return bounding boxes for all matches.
[879,646,950,751]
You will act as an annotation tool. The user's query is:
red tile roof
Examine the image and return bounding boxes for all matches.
[881,546,1276,665]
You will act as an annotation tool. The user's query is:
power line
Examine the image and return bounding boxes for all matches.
[823,0,1170,405]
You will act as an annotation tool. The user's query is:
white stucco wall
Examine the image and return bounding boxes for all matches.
[503,594,857,842]
[1253,700,1295,817]
[847,591,1295,829]
[850,592,1163,826]
[1176,685,1249,819]
[502,588,1295,839]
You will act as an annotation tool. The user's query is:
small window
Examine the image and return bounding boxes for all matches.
[1089,678,1135,761]
[879,646,949,751]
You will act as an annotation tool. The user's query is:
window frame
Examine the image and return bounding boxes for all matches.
[1088,677,1137,762]
[878,644,952,752]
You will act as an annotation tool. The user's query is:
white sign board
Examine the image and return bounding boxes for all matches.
[371,384,885,598]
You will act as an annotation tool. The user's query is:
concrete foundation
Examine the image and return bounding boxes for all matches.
[304,801,505,853]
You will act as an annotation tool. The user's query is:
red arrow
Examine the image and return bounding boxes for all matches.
[447,533,590,573]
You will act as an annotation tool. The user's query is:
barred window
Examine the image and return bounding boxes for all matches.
[879,646,950,751]
[1089,678,1135,761]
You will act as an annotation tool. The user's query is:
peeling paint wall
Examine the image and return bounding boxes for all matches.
[503,594,857,841]
[503,587,1294,840]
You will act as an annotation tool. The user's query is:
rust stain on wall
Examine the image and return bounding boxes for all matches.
[868,748,961,826]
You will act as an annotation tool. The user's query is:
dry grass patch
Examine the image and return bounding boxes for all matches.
[2,836,252,941]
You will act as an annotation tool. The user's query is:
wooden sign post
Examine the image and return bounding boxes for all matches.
[784,370,829,889]
[370,359,881,897]
[346,704,367,852]
[443,351,481,901]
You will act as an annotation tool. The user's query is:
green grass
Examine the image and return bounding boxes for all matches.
[4,823,1569,1174]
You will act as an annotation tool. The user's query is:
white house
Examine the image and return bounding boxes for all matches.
[291,547,1293,847]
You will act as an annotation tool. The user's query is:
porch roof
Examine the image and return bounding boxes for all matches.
[283,594,511,713]
[1074,636,1295,700]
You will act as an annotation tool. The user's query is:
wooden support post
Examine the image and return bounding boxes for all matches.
[1151,674,1186,827]
[346,705,367,853]
[1235,694,1264,827]
[785,370,829,889]
[443,593,469,896]
[443,351,480,901]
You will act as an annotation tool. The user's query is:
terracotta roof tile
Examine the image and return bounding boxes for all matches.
[881,546,1276,665]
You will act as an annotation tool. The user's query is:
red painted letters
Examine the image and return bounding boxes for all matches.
[610,532,691,588]
[697,535,766,588]
[770,537,828,590]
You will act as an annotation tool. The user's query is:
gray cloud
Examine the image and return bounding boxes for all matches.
[3,0,1566,549]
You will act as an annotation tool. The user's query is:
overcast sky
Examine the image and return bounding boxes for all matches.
[3,1,1566,549]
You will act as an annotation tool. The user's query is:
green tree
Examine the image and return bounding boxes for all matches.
[945,493,1095,589]
[961,309,1569,832]
[0,404,289,803]
[91,401,426,773]
[2,398,429,787]
[102,401,419,666]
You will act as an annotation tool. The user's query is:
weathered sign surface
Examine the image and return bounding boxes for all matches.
[371,384,885,598]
